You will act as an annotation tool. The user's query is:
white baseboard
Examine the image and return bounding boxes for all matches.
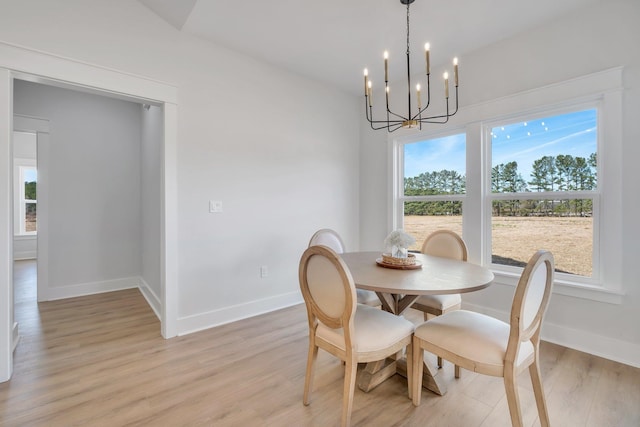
[177,291,303,336]
[463,302,640,369]
[43,276,140,301]
[11,322,19,352]
[138,278,161,320]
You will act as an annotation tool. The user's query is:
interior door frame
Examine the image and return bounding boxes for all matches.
[13,115,49,303]
[0,41,179,382]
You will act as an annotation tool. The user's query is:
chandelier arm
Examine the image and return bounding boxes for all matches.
[369,119,406,125]
[365,96,404,130]
[369,120,405,131]
[365,103,406,128]
[414,85,460,122]
[386,107,409,122]
[416,98,453,122]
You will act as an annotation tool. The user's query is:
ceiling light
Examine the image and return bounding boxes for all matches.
[363,0,459,132]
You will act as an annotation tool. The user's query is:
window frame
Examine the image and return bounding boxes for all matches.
[390,68,624,304]
[483,103,601,285]
[391,128,468,237]
[13,159,37,236]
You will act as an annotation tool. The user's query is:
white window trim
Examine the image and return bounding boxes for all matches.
[13,158,37,236]
[484,102,602,287]
[390,67,624,304]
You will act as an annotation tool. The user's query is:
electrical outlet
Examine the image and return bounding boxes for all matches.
[260,265,268,278]
[209,200,223,213]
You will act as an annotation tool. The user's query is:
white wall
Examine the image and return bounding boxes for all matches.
[360,0,640,366]
[12,130,37,260]
[0,0,359,336]
[140,104,162,314]
[13,80,143,296]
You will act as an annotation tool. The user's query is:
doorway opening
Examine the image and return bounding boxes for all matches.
[1,52,178,382]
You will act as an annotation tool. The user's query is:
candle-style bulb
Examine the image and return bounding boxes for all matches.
[443,71,449,99]
[363,68,369,96]
[424,43,431,75]
[416,84,422,109]
[453,57,459,87]
[384,51,389,82]
[367,80,373,107]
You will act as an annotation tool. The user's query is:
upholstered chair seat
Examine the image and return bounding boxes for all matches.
[414,310,534,376]
[412,250,555,427]
[317,304,415,353]
[413,294,462,312]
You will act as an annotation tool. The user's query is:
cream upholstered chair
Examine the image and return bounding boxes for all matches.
[412,230,467,319]
[308,229,380,307]
[411,250,555,427]
[299,245,415,427]
[411,229,467,373]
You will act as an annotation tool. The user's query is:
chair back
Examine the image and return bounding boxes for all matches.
[299,245,356,332]
[507,250,554,356]
[308,228,346,254]
[421,230,468,261]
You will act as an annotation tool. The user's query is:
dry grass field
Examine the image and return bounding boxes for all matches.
[404,215,592,277]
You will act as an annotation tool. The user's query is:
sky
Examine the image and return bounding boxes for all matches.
[404,109,597,182]
[24,169,37,183]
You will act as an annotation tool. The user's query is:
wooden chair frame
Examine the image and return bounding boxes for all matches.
[308,229,380,307]
[411,229,467,374]
[299,245,413,427]
[412,250,554,427]
[308,228,346,254]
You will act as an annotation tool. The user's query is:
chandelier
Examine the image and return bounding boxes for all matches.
[363,0,459,132]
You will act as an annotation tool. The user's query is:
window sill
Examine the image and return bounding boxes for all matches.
[491,270,624,305]
[14,234,36,240]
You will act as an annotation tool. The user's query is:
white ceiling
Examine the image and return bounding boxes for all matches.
[139,0,601,95]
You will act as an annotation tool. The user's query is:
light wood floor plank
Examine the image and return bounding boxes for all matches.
[1,260,638,426]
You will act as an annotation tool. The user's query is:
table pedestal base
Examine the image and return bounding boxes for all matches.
[357,357,447,396]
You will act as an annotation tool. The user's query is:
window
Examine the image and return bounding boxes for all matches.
[392,68,623,301]
[16,164,37,235]
[398,133,465,251]
[489,109,597,280]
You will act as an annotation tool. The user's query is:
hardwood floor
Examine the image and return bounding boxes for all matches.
[1,260,639,426]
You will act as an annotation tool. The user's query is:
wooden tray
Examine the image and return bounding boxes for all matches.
[376,258,423,270]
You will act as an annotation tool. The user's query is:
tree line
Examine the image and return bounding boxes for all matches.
[25,181,36,200]
[404,153,596,217]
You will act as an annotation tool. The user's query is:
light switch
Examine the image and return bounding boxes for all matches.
[209,200,223,213]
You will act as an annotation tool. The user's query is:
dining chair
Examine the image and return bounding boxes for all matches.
[299,245,415,427]
[308,229,380,306]
[411,229,467,373]
[411,250,555,427]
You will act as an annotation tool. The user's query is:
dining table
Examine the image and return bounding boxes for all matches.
[339,251,494,396]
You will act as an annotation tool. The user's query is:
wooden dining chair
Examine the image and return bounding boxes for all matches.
[308,229,380,307]
[411,229,467,373]
[411,250,555,427]
[299,245,415,427]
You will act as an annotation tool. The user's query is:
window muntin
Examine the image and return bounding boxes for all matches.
[489,109,597,279]
[401,133,466,249]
